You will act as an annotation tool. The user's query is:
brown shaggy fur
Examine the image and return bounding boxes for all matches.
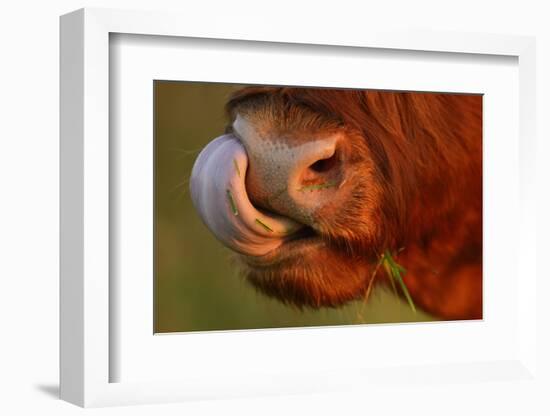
[225,87,482,320]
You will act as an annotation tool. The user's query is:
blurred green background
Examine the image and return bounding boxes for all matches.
[154,81,434,333]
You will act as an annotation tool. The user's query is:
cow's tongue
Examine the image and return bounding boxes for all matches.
[190,134,303,257]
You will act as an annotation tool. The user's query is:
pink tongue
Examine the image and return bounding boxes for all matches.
[190,134,303,257]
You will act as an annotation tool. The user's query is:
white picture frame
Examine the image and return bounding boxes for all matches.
[60,7,538,408]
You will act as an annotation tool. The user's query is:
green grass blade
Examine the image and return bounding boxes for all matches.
[393,268,416,313]
[226,189,238,216]
[383,260,398,295]
[255,218,274,232]
[381,250,416,313]
[233,159,241,178]
[298,182,336,192]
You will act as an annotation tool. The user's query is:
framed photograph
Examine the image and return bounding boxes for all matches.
[60,8,538,408]
[154,81,481,334]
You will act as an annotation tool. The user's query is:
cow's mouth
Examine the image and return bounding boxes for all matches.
[189,134,308,258]
[240,225,322,267]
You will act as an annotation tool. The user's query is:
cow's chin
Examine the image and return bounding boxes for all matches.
[237,232,372,309]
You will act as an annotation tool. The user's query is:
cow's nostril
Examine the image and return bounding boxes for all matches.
[309,153,338,174]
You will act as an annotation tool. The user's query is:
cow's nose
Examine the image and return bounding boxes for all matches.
[243,132,344,225]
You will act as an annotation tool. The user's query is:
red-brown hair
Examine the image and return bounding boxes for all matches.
[226,87,482,319]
